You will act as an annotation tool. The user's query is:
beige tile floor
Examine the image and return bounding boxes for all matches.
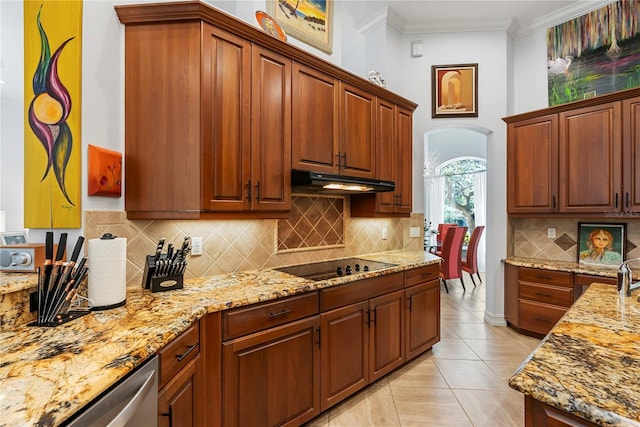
[306,272,541,427]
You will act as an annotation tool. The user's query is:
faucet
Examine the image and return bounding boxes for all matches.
[617,258,640,296]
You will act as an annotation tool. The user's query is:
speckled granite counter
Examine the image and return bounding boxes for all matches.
[505,257,620,278]
[509,283,640,426]
[0,250,439,427]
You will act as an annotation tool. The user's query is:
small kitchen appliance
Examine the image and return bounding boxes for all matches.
[0,243,47,272]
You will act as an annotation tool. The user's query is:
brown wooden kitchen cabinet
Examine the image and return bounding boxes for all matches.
[339,83,377,179]
[221,293,320,426]
[319,273,404,411]
[351,102,413,217]
[404,264,441,361]
[117,12,290,218]
[158,322,203,427]
[525,396,599,427]
[558,101,622,214]
[507,114,559,214]
[505,87,640,216]
[505,265,618,337]
[623,95,640,212]
[291,63,340,174]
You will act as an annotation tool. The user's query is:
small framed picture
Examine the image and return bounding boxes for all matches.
[431,63,478,118]
[577,223,626,267]
[1,231,28,245]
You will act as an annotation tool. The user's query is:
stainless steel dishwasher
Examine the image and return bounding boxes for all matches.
[64,355,158,427]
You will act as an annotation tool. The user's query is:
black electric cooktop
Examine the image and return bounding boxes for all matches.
[275,257,397,281]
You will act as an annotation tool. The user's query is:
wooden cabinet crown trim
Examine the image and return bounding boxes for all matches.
[115,1,417,111]
[503,87,640,124]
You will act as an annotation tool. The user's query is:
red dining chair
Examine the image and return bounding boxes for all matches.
[429,223,457,256]
[462,225,485,287]
[439,226,467,293]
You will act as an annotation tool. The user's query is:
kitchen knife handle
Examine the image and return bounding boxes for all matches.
[69,237,85,264]
[55,233,68,262]
[45,232,54,262]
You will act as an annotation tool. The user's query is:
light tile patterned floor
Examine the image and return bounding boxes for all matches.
[306,272,540,427]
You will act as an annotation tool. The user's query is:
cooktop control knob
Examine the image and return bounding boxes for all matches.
[355,263,360,272]
[345,265,352,275]
[364,265,370,272]
[336,266,343,276]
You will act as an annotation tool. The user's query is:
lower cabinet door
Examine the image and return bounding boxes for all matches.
[158,354,203,427]
[405,280,440,361]
[320,301,369,411]
[222,316,320,427]
[369,290,404,382]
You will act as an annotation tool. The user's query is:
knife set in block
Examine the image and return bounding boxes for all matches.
[30,232,90,327]
[142,236,191,292]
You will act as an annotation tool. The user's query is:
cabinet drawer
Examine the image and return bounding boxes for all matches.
[519,282,573,307]
[573,273,617,287]
[519,300,567,335]
[518,267,571,287]
[320,273,404,312]
[223,292,318,340]
[405,264,439,287]
[159,321,200,387]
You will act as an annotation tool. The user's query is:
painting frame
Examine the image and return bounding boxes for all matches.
[431,63,478,118]
[267,0,333,54]
[577,222,626,267]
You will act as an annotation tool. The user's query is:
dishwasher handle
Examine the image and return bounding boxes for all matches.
[107,369,156,427]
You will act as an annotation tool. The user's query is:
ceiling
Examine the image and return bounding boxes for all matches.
[349,0,614,38]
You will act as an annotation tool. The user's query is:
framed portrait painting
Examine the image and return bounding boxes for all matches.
[431,63,478,118]
[267,0,333,54]
[577,222,626,267]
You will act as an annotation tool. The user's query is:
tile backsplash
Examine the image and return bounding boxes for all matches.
[511,218,640,261]
[85,197,424,287]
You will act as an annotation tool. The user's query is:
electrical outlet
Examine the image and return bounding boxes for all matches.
[191,237,203,256]
[409,227,421,238]
[382,227,388,240]
[547,228,556,239]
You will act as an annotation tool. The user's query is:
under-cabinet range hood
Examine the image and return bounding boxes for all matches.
[291,169,395,194]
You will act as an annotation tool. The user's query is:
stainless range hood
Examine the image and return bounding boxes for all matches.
[291,169,395,194]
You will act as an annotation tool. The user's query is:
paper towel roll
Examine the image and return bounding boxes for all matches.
[88,236,127,310]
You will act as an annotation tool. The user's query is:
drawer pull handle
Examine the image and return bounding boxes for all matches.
[534,316,552,323]
[176,343,198,362]
[536,275,553,280]
[161,406,173,427]
[534,292,552,298]
[268,308,292,318]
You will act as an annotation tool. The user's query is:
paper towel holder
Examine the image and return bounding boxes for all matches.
[89,233,127,311]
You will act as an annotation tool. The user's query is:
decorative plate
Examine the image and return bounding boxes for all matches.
[255,11,287,42]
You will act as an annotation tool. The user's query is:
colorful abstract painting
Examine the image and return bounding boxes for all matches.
[24,1,82,228]
[268,0,332,53]
[547,1,640,106]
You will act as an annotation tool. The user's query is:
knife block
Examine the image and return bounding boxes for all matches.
[142,255,184,293]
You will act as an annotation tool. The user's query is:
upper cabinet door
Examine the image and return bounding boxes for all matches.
[201,24,252,212]
[623,96,640,212]
[374,99,397,213]
[396,107,413,213]
[251,46,292,211]
[292,63,340,174]
[559,102,622,213]
[340,83,376,179]
[507,114,559,214]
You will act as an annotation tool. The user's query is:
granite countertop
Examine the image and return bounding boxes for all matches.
[504,256,621,278]
[509,283,640,426]
[0,250,439,427]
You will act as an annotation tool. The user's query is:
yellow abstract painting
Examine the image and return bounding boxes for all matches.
[24,1,82,228]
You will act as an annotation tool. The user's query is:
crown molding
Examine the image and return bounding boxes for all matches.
[357,0,617,39]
